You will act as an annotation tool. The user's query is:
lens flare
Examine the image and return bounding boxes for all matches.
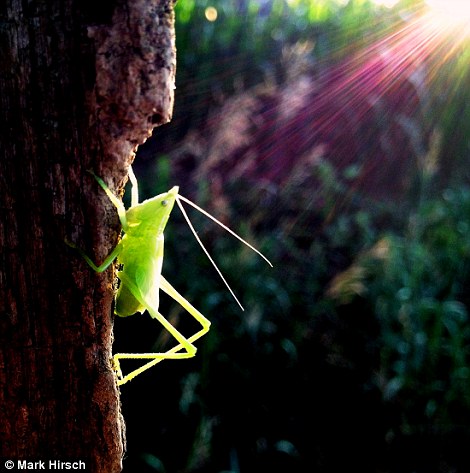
[425,0,470,29]
[204,6,218,22]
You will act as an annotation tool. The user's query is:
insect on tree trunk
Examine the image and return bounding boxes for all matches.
[0,1,176,471]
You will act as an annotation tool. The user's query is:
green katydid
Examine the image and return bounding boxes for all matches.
[72,166,272,385]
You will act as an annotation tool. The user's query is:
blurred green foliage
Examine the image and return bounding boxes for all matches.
[122,1,470,472]
[329,184,470,426]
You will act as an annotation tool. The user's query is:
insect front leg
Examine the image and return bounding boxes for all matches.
[88,170,129,229]
[127,165,139,207]
[66,239,123,273]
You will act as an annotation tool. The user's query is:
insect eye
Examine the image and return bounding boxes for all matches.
[162,199,168,207]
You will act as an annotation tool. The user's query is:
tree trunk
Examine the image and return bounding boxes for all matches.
[0,1,176,471]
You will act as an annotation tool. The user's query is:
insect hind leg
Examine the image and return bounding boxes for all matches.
[113,273,210,385]
[159,275,211,346]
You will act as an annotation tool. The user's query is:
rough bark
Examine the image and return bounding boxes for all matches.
[0,1,175,471]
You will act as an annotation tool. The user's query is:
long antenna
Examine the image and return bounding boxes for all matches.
[176,197,245,311]
[176,195,272,311]
[177,194,273,267]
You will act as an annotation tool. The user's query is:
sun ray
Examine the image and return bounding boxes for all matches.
[425,0,470,29]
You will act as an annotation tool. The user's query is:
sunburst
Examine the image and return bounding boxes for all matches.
[425,0,470,30]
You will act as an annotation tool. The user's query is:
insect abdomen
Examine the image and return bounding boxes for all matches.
[115,282,145,317]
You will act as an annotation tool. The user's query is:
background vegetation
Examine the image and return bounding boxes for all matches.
[118,1,470,471]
